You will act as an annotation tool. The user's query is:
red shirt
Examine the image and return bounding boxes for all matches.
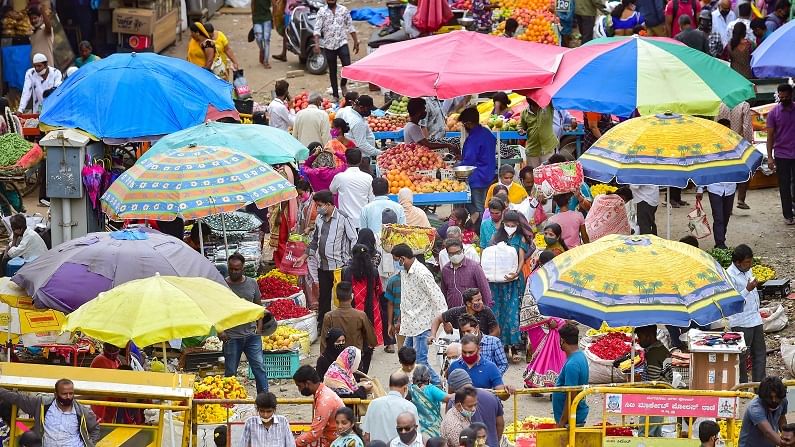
[665,0,701,36]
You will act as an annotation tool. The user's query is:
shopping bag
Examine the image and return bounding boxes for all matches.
[687,201,712,239]
[481,242,519,282]
[533,161,584,197]
[279,240,308,276]
[523,325,567,388]
[762,304,789,333]
[233,70,252,100]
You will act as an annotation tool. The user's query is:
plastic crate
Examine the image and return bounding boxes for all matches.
[250,351,300,380]
[439,168,455,181]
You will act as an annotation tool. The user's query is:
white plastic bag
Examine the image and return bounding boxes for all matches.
[480,242,519,283]
[584,346,625,384]
[780,338,795,378]
[762,304,788,333]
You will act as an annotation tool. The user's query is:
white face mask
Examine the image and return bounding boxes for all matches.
[261,416,274,423]
[505,226,517,236]
[36,68,47,76]
[449,253,465,264]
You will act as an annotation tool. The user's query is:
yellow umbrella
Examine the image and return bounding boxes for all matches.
[0,303,66,343]
[0,277,35,310]
[62,275,265,348]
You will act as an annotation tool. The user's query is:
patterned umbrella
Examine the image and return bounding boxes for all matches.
[530,234,744,329]
[101,145,297,221]
[579,113,763,188]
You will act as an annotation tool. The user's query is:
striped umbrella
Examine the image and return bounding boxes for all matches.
[530,234,744,329]
[579,113,763,187]
[530,36,755,117]
[101,145,297,221]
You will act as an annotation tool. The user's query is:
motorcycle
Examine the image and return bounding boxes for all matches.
[286,0,329,75]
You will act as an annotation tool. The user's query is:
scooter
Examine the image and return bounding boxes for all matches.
[286,0,329,75]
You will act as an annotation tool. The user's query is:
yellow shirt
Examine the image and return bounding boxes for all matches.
[214,31,230,66]
[484,181,528,207]
[187,38,207,67]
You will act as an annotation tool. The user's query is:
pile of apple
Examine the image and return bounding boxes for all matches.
[377,143,446,173]
[368,115,408,132]
[292,91,333,112]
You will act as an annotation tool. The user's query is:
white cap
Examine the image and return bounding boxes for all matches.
[32,53,47,64]
[66,66,78,77]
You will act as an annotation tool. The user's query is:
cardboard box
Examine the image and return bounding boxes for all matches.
[112,8,155,35]
[688,330,745,391]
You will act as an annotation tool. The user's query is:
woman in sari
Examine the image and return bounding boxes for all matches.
[304,141,347,197]
[398,188,431,228]
[187,22,216,70]
[323,346,372,399]
[408,365,449,438]
[268,163,297,267]
[343,244,384,373]
[326,118,357,156]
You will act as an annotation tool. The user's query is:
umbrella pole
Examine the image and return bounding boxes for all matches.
[666,187,671,239]
[162,342,167,366]
[497,129,502,168]
[198,218,205,256]
[220,213,230,253]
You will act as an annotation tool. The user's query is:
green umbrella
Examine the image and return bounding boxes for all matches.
[142,121,310,165]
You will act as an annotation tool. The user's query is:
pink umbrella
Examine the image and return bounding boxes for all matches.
[341,31,567,99]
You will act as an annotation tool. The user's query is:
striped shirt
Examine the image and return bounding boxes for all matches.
[309,208,357,271]
[241,414,296,447]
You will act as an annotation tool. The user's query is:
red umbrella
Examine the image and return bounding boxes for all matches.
[341,31,567,99]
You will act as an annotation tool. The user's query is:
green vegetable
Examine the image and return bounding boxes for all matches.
[708,246,762,268]
[0,134,32,167]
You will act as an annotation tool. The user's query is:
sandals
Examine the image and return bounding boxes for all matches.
[737,202,750,210]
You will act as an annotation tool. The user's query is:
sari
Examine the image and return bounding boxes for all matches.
[398,188,430,227]
[408,384,442,438]
[323,346,362,395]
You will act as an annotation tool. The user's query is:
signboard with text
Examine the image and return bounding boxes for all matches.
[603,438,735,447]
[604,393,738,418]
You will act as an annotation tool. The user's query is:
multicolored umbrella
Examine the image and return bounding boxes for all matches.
[12,229,226,313]
[341,30,566,99]
[530,36,755,117]
[751,20,795,78]
[63,275,265,348]
[101,145,297,221]
[530,234,744,328]
[579,113,763,187]
[139,121,310,165]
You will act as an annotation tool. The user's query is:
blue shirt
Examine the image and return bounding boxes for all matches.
[460,125,497,189]
[739,396,788,447]
[422,384,448,403]
[478,335,509,375]
[360,196,406,233]
[553,351,589,425]
[447,357,503,389]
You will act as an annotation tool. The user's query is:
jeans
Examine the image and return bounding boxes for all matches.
[708,192,734,248]
[776,157,795,219]
[575,15,595,43]
[223,335,269,393]
[324,44,352,99]
[738,324,766,384]
[636,201,658,235]
[317,269,335,329]
[254,21,273,61]
[404,330,441,385]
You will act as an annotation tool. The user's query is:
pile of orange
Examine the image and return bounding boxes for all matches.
[516,11,559,44]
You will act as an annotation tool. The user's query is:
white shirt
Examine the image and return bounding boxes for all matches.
[18,66,63,113]
[293,104,331,146]
[712,9,737,47]
[403,121,425,144]
[390,436,424,447]
[329,167,375,223]
[335,106,355,123]
[726,17,753,44]
[398,260,447,337]
[361,391,421,443]
[402,3,421,38]
[630,185,660,207]
[726,263,763,328]
[268,98,295,131]
[438,244,480,268]
[42,403,83,447]
[7,227,48,260]
[697,182,737,197]
[343,109,380,157]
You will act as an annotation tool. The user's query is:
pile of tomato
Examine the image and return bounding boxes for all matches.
[587,332,632,360]
[257,276,300,299]
[266,299,311,320]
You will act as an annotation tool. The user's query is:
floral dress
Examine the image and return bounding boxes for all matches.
[488,233,528,349]
[330,433,365,447]
[472,0,493,32]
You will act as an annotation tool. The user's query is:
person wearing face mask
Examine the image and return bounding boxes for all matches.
[317,328,349,377]
[767,83,795,225]
[726,244,766,384]
[438,240,493,308]
[459,107,497,229]
[0,378,100,446]
[331,407,365,447]
[437,208,470,241]
[433,287,498,342]
[241,391,296,446]
[484,165,529,208]
[362,372,420,444]
[389,412,424,447]
[293,365,345,447]
[320,282,378,371]
[438,227,481,269]
[341,95,380,158]
[456,314,507,375]
[445,370,505,447]
[18,53,62,114]
[479,199,506,250]
[447,335,505,391]
[711,0,736,48]
[697,420,721,447]
[404,98,458,151]
[738,375,789,447]
[441,387,479,447]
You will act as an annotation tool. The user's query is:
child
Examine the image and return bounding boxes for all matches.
[548,193,589,248]
[395,346,417,382]
[330,407,365,447]
[241,392,295,446]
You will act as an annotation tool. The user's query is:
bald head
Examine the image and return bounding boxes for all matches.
[396,412,416,426]
[389,371,410,390]
[446,342,461,360]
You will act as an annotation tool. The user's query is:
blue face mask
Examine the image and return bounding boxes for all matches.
[394,260,403,271]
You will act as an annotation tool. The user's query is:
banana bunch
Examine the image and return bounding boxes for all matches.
[752,264,776,283]
[504,416,556,441]
[586,322,633,337]
[262,326,307,351]
[618,354,643,371]
[591,183,617,197]
[381,224,435,252]
[262,269,299,286]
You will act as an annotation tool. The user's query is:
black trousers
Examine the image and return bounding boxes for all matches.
[317,268,335,329]
[739,325,766,384]
[575,15,595,43]
[708,192,734,248]
[636,201,658,235]
[324,44,351,99]
[776,157,795,219]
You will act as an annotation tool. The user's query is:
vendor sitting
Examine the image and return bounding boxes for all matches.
[635,325,672,437]
[404,98,457,151]
[2,214,47,274]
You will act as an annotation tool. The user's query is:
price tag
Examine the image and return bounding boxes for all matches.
[556,0,570,11]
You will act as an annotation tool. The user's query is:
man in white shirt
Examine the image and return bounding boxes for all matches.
[329,148,375,224]
[293,92,330,146]
[2,214,47,274]
[629,185,659,235]
[711,0,736,48]
[362,372,420,444]
[726,244,765,384]
[341,95,381,157]
[402,0,421,38]
[725,2,754,43]
[389,412,424,447]
[268,79,295,131]
[696,182,736,249]
[18,53,62,113]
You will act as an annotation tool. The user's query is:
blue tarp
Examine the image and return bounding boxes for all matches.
[351,7,389,26]
[40,52,235,140]
[2,45,32,90]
